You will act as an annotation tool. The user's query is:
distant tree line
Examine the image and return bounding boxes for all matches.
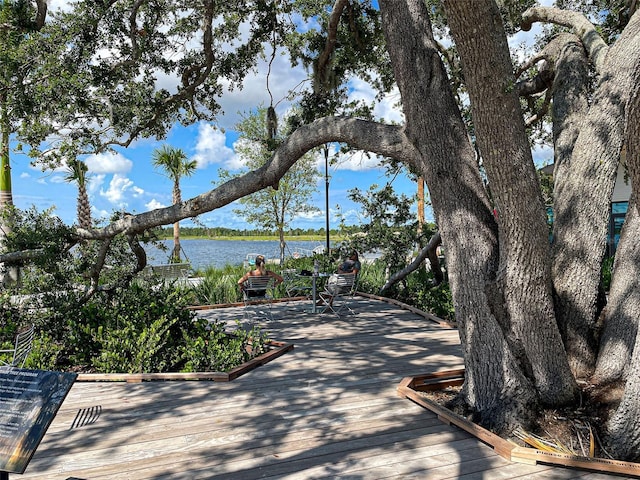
[152,226,352,238]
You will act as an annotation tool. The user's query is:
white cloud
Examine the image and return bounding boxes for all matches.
[50,175,67,184]
[334,150,382,172]
[86,152,133,174]
[48,0,72,12]
[374,88,404,124]
[20,172,30,179]
[296,210,324,220]
[217,50,308,129]
[100,174,135,206]
[94,209,111,221]
[145,199,167,211]
[192,122,236,169]
[311,143,381,173]
[348,77,404,124]
[87,174,106,197]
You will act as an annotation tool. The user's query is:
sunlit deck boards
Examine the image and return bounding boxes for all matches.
[18,298,633,479]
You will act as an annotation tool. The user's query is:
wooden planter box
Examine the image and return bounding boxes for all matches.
[76,340,293,383]
[397,369,640,477]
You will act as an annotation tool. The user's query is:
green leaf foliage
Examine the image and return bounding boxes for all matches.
[6,281,269,374]
[217,107,320,261]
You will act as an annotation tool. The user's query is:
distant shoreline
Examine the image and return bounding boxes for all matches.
[157,235,334,242]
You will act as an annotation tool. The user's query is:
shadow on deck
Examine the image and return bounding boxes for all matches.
[17,297,633,479]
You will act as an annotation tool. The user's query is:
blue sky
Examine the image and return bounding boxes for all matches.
[9,1,553,231]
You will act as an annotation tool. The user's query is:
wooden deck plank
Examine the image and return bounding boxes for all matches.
[17,298,637,479]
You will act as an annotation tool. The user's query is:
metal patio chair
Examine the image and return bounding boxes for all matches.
[282,269,312,299]
[317,273,358,317]
[241,275,277,321]
[0,324,35,368]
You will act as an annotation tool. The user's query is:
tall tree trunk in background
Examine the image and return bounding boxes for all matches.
[152,146,196,264]
[279,227,286,266]
[0,100,19,286]
[444,0,577,404]
[77,185,91,230]
[380,0,541,432]
[172,181,181,263]
[0,101,11,211]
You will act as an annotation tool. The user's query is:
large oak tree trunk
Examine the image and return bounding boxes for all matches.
[605,204,640,460]
[547,33,598,378]
[589,12,640,382]
[444,0,577,406]
[594,200,640,384]
[603,30,640,456]
[380,0,540,432]
[551,11,640,377]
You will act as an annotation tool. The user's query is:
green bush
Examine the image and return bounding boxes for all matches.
[354,260,454,321]
[192,265,245,305]
[601,255,614,292]
[186,321,269,372]
[7,282,269,374]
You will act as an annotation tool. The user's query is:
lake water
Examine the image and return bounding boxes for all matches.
[145,239,327,271]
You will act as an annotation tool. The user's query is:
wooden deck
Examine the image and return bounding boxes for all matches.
[19,297,633,479]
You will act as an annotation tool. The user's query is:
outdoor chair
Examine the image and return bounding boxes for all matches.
[0,324,35,368]
[241,275,277,321]
[317,273,358,317]
[282,269,312,299]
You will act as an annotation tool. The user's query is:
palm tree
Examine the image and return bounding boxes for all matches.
[64,159,91,229]
[0,0,44,286]
[152,145,197,263]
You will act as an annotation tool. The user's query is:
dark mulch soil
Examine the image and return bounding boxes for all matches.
[421,381,626,459]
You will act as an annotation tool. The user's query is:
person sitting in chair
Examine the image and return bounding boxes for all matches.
[317,251,360,307]
[238,254,283,297]
[337,251,361,275]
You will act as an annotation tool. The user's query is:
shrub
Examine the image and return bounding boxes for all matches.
[191,265,245,305]
[16,282,269,374]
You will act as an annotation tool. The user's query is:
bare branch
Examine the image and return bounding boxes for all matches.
[524,89,552,128]
[314,0,350,93]
[0,249,47,263]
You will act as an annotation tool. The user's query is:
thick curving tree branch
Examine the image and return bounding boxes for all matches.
[2,117,416,266]
[521,7,609,73]
[380,231,442,293]
[83,117,416,239]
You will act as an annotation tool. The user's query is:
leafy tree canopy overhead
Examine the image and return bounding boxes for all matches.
[9,0,287,168]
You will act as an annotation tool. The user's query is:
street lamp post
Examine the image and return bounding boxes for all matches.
[324,147,330,256]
